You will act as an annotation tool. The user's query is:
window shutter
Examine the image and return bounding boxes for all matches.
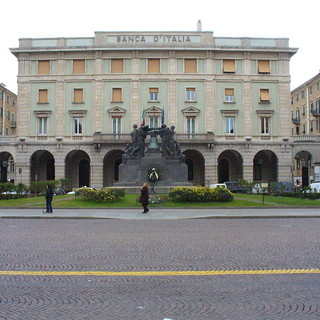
[258,60,271,73]
[112,88,122,102]
[111,59,124,73]
[38,89,48,103]
[149,88,159,93]
[184,59,197,73]
[148,59,160,73]
[38,60,50,74]
[225,88,234,96]
[73,60,85,74]
[260,89,270,101]
[223,60,236,73]
[74,89,84,103]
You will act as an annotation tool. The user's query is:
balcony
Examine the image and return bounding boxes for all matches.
[292,117,300,125]
[10,121,16,128]
[311,109,320,117]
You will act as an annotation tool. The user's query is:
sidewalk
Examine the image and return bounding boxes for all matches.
[0,207,319,219]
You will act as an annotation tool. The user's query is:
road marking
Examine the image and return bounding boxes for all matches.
[0,269,319,276]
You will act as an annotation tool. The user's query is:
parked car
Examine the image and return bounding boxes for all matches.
[209,183,227,189]
[54,187,66,195]
[307,182,320,193]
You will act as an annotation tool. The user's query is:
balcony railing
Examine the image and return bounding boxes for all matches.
[292,117,300,125]
[292,135,320,142]
[311,109,320,117]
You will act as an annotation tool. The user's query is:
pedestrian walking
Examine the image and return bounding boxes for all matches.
[43,184,53,213]
[139,182,149,213]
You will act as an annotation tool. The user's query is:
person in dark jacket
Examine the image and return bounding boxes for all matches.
[43,184,54,213]
[139,183,149,213]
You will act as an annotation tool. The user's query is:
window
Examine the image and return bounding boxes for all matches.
[225,117,235,134]
[73,60,85,74]
[258,60,271,74]
[73,89,84,103]
[260,89,270,103]
[296,109,300,119]
[111,59,124,73]
[301,91,305,99]
[38,60,50,74]
[302,106,306,116]
[186,88,196,101]
[38,117,47,135]
[148,59,160,73]
[261,117,270,134]
[38,89,48,103]
[73,117,83,135]
[187,117,196,134]
[149,116,159,128]
[223,60,236,73]
[295,126,300,135]
[0,107,3,118]
[317,82,320,91]
[112,117,121,134]
[11,113,15,121]
[5,128,8,135]
[184,59,197,73]
[6,110,10,120]
[112,88,122,102]
[12,98,15,106]
[149,88,159,101]
[311,103,314,112]
[309,85,313,94]
[224,88,235,102]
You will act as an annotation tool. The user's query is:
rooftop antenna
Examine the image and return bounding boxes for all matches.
[197,20,202,32]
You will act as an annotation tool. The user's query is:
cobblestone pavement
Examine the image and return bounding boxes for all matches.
[0,218,319,319]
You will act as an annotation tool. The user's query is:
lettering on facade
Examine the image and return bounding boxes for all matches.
[115,35,193,44]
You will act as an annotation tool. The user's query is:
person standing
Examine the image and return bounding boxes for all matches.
[43,184,54,213]
[139,183,149,214]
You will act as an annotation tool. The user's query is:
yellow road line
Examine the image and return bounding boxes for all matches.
[0,269,319,277]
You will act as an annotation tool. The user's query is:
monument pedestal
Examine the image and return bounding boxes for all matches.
[115,151,192,190]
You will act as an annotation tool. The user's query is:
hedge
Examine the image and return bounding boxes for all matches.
[76,187,125,202]
[169,186,234,202]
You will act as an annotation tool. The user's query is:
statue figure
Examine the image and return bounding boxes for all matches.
[123,124,149,160]
[155,124,174,158]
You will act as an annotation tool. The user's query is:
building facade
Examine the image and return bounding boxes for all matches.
[291,73,320,186]
[0,84,17,182]
[7,30,299,189]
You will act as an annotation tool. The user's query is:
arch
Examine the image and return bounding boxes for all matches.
[183,149,205,186]
[0,152,15,183]
[30,150,55,182]
[65,150,91,189]
[103,149,124,187]
[294,150,312,187]
[253,150,278,182]
[217,150,243,183]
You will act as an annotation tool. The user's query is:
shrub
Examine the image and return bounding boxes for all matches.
[29,180,58,195]
[76,187,125,202]
[169,186,233,202]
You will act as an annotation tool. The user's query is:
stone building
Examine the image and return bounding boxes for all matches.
[291,73,320,186]
[7,29,299,189]
[0,84,17,182]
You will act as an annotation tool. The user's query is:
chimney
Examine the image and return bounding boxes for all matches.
[197,20,202,32]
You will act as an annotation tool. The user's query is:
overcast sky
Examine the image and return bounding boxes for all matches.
[1,0,319,93]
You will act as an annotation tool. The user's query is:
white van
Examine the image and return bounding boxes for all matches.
[308,182,320,193]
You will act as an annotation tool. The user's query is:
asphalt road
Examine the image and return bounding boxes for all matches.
[0,218,320,320]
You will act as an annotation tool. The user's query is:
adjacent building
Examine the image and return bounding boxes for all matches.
[291,73,320,186]
[0,84,17,182]
[4,29,300,189]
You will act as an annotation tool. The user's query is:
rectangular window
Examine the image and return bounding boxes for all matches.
[111,59,124,73]
[225,117,235,134]
[184,59,197,73]
[261,117,270,134]
[0,107,2,118]
[38,117,47,135]
[149,88,159,101]
[260,89,270,103]
[5,128,8,135]
[73,60,85,74]
[6,110,10,120]
[148,59,160,73]
[186,88,196,101]
[149,116,159,128]
[38,89,48,103]
[74,117,83,135]
[317,82,320,91]
[223,60,236,73]
[73,89,84,103]
[224,88,235,102]
[112,117,121,134]
[11,113,15,121]
[112,88,122,102]
[258,60,271,74]
[301,91,305,99]
[187,117,196,134]
[309,85,313,94]
[38,60,50,74]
